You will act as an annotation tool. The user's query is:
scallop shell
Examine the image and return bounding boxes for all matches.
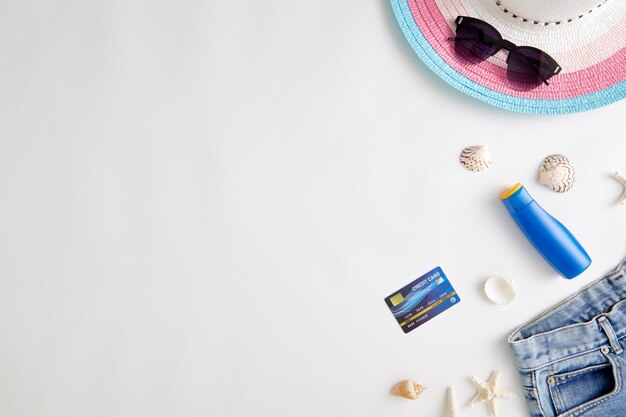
[390,380,426,400]
[539,154,575,193]
[448,386,460,417]
[484,277,516,305]
[460,145,491,172]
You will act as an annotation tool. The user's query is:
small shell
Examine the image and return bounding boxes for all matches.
[484,277,516,305]
[390,380,426,400]
[448,386,460,417]
[539,154,575,193]
[460,145,491,172]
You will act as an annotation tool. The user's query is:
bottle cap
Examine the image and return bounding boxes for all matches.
[501,183,533,214]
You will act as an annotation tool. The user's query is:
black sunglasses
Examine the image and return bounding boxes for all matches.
[448,16,562,90]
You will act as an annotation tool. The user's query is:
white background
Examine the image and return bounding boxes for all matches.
[0,1,625,417]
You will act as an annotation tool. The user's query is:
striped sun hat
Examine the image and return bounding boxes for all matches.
[391,0,626,114]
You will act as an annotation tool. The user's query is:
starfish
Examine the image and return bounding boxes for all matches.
[615,172,626,205]
[470,371,516,417]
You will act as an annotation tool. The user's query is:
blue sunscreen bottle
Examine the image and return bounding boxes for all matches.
[500,183,591,279]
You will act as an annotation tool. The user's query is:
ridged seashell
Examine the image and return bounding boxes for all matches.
[484,277,516,305]
[390,380,426,400]
[460,145,491,172]
[615,172,626,205]
[539,154,575,193]
[448,386,460,417]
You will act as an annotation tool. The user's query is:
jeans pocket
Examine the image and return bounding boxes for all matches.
[547,352,621,416]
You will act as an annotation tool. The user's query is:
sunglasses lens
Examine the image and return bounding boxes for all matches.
[455,20,501,62]
[507,47,556,90]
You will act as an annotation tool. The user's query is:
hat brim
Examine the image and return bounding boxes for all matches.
[391,0,626,114]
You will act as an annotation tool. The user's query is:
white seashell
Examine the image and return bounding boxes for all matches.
[390,380,426,400]
[460,145,491,172]
[615,172,626,205]
[448,386,460,417]
[484,277,516,305]
[539,154,576,193]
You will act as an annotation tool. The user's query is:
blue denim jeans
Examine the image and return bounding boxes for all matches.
[509,259,626,417]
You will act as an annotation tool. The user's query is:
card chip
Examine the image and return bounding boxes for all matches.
[390,293,404,306]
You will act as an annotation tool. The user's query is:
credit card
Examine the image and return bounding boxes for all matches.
[384,267,460,333]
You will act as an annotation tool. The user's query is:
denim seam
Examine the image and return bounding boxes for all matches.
[517,346,606,372]
[548,382,560,415]
[512,320,601,347]
[531,371,548,417]
[518,334,626,373]
[548,364,565,415]
[554,363,611,382]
